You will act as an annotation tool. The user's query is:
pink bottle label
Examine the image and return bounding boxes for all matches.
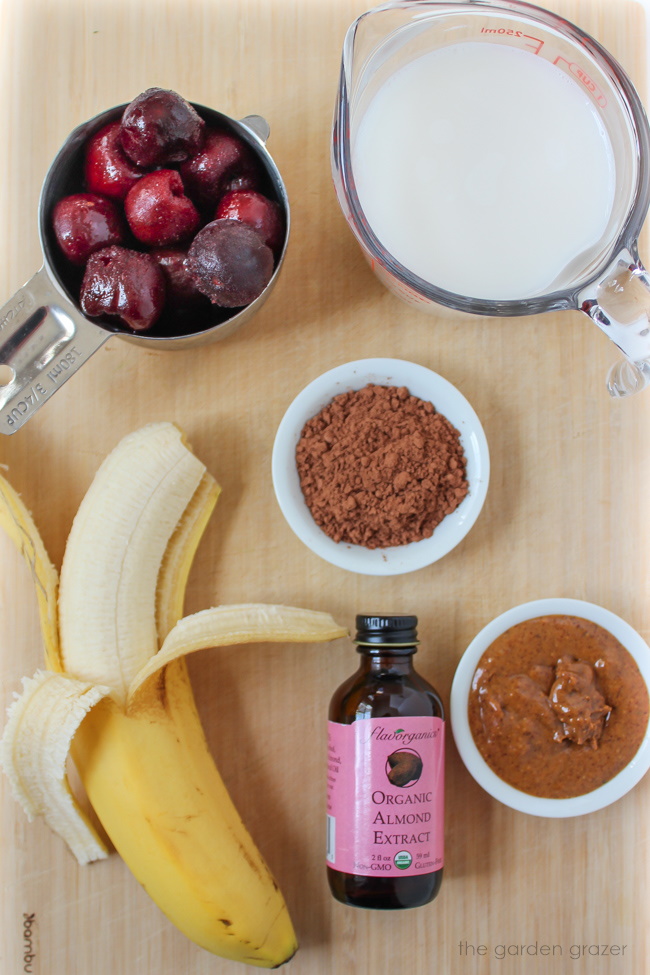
[327,715,444,878]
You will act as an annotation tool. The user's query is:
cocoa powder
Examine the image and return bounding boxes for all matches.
[295,383,469,548]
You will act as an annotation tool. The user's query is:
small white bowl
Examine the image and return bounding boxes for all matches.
[271,357,489,575]
[450,598,650,817]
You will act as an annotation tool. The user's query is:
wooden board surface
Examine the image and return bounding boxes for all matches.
[1,0,649,973]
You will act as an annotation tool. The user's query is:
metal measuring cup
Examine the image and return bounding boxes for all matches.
[0,103,290,435]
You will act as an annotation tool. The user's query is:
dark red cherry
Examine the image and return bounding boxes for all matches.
[216,190,284,253]
[52,193,124,265]
[186,219,274,308]
[84,121,147,201]
[80,245,166,331]
[151,248,206,305]
[124,170,200,247]
[179,128,262,208]
[120,88,205,168]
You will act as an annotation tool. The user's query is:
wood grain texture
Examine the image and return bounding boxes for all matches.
[0,1,649,973]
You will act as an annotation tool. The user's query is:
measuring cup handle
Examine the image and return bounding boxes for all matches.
[580,251,650,397]
[0,267,110,434]
[238,115,270,143]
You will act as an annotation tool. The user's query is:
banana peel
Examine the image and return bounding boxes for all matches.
[0,422,347,967]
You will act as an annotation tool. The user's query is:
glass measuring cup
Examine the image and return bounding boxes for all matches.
[0,104,289,435]
[332,0,650,396]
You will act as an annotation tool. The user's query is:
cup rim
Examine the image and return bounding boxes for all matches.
[450,597,650,817]
[333,0,650,316]
[271,357,490,575]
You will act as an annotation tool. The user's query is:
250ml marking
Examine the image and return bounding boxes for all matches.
[479,27,544,54]
[23,913,36,973]
[480,26,524,35]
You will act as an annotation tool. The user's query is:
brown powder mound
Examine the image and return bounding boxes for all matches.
[295,383,469,549]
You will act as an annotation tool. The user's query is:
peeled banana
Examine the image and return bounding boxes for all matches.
[0,422,346,967]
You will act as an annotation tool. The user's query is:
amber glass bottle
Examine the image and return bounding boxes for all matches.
[327,614,444,910]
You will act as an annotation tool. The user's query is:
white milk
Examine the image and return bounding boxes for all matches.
[352,42,616,301]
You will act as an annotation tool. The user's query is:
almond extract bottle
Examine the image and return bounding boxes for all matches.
[327,614,444,909]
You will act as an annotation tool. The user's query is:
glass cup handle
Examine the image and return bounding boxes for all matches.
[580,249,650,398]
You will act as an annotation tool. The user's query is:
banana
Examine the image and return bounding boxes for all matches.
[0,472,61,671]
[0,670,110,864]
[0,422,347,968]
[58,422,208,698]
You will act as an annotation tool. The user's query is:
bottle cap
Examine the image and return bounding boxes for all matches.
[354,614,419,647]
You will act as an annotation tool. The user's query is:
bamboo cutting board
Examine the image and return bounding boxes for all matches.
[1,1,649,973]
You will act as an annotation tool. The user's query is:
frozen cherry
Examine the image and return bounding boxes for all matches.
[186,219,274,307]
[80,245,166,331]
[120,88,205,168]
[52,193,124,265]
[216,190,284,253]
[151,248,206,305]
[179,128,262,208]
[222,171,262,195]
[84,121,147,200]
[124,170,200,247]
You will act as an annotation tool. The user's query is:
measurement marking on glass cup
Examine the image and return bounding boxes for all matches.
[553,57,607,106]
[480,26,524,36]
[480,27,544,54]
